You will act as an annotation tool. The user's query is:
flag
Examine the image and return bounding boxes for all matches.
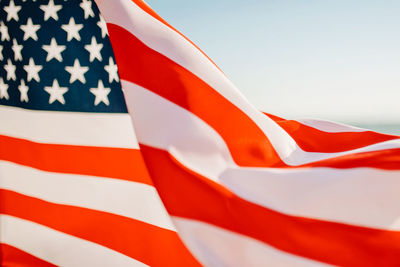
[2,0,400,266]
[96,0,400,266]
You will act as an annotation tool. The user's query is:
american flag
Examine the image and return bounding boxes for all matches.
[1,0,400,266]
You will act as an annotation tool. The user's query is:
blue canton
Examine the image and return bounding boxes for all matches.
[0,0,127,113]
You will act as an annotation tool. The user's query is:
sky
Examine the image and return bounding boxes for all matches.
[146,0,400,125]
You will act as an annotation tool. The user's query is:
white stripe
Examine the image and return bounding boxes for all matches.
[0,215,147,267]
[0,105,139,149]
[221,167,400,230]
[296,118,366,133]
[0,160,175,231]
[122,80,234,180]
[122,81,400,177]
[172,217,329,267]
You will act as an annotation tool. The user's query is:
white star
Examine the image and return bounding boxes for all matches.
[4,59,16,81]
[20,18,40,41]
[40,0,62,21]
[97,15,108,38]
[0,78,9,100]
[44,79,68,104]
[0,21,10,41]
[12,39,23,61]
[80,0,94,19]
[0,45,3,61]
[104,57,119,83]
[61,18,83,41]
[90,80,111,106]
[18,79,29,102]
[24,58,43,82]
[65,59,88,83]
[4,0,21,22]
[42,38,66,62]
[84,37,103,62]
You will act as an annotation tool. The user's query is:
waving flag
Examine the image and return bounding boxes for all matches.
[1,0,400,266]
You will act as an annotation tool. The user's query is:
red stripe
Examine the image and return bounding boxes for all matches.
[128,0,223,72]
[0,243,56,267]
[0,135,152,185]
[303,148,400,170]
[0,189,200,267]
[265,113,398,153]
[107,24,284,168]
[140,144,400,267]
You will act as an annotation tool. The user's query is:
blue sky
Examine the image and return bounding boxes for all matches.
[147,1,400,124]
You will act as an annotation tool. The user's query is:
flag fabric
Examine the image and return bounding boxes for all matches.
[96,0,400,266]
[1,0,400,266]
